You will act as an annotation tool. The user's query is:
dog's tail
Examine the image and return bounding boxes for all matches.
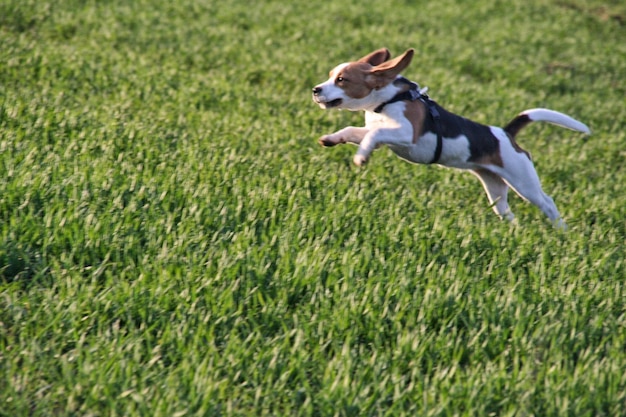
[504,108,591,138]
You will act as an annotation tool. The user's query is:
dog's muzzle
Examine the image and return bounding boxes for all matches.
[312,86,342,108]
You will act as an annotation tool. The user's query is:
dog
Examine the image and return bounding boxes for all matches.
[312,48,590,227]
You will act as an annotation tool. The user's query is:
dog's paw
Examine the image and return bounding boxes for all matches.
[318,135,338,147]
[353,154,368,166]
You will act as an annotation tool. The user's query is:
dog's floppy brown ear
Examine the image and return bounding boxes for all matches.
[371,48,414,77]
[357,48,391,66]
[366,49,414,89]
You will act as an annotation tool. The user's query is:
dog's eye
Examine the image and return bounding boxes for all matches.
[336,77,346,83]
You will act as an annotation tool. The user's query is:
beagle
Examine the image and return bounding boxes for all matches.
[312,48,590,227]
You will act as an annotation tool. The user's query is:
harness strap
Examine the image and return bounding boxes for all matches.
[373,78,420,113]
[372,89,420,113]
[373,78,443,164]
[427,103,443,164]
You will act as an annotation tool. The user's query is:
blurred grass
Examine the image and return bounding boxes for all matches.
[1,0,625,416]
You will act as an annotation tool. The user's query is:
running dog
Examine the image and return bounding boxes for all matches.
[312,48,590,227]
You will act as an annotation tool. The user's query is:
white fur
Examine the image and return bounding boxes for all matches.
[522,108,590,134]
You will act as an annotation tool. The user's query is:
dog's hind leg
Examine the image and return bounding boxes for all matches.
[472,169,515,221]
[494,157,566,228]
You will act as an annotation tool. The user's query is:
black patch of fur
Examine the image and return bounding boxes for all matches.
[503,114,532,138]
[422,101,500,162]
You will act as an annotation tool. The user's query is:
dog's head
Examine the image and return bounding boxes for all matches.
[312,48,414,111]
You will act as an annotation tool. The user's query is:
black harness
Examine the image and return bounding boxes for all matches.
[373,78,443,164]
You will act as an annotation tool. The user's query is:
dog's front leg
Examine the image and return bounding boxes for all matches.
[353,128,408,166]
[352,132,381,166]
[319,127,368,147]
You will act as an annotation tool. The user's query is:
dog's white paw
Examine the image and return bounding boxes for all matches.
[353,154,368,166]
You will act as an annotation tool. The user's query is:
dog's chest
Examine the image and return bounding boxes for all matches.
[364,111,397,129]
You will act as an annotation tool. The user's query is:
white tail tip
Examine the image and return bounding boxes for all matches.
[522,108,591,134]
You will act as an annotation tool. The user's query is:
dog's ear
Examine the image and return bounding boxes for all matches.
[367,49,414,88]
[371,48,414,77]
[357,48,391,66]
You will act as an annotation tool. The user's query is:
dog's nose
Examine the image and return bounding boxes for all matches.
[312,86,322,95]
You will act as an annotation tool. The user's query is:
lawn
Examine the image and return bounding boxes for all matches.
[1,0,625,415]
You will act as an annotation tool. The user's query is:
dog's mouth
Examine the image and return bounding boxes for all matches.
[325,98,343,108]
[315,97,343,109]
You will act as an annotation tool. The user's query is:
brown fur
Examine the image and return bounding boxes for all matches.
[357,48,391,66]
[368,49,414,89]
[333,49,416,98]
[333,63,377,99]
[403,100,427,144]
[471,148,504,167]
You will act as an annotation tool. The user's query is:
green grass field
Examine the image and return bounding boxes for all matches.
[1,0,625,415]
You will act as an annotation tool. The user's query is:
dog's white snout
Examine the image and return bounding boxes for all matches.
[312,83,343,109]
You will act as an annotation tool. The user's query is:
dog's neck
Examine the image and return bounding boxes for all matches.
[373,77,423,113]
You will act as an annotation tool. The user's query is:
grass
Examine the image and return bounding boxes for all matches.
[1,0,625,415]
